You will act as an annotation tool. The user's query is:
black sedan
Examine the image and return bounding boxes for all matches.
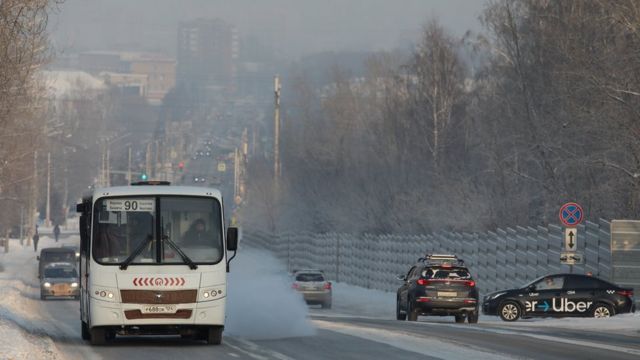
[483,273,635,321]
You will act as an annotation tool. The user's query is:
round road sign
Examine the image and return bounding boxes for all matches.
[559,202,584,227]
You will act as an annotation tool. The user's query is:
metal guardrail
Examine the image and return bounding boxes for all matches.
[243,219,613,295]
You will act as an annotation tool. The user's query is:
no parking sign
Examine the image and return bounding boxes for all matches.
[559,202,584,227]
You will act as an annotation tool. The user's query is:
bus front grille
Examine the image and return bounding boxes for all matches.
[120,290,197,304]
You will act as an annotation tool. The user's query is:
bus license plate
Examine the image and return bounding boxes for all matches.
[438,291,457,297]
[142,305,177,314]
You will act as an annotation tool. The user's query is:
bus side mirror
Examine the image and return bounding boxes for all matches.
[226,227,238,251]
[226,227,239,273]
[76,203,85,213]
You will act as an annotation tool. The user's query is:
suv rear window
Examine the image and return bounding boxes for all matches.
[296,273,325,282]
[423,268,471,280]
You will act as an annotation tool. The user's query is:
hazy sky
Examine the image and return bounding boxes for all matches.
[50,0,487,59]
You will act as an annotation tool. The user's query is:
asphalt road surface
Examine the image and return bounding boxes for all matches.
[28,297,640,360]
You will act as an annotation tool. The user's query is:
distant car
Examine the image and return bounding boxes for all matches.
[193,176,206,183]
[38,247,77,279]
[483,274,636,321]
[396,254,479,323]
[40,262,79,300]
[292,269,332,309]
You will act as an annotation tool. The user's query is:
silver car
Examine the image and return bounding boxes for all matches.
[40,262,79,300]
[292,270,332,309]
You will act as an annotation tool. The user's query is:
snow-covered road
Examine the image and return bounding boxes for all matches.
[1,235,639,360]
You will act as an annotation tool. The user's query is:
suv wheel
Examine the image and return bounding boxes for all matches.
[454,314,465,323]
[499,301,521,322]
[467,310,479,324]
[407,300,418,321]
[396,298,406,320]
[592,303,613,318]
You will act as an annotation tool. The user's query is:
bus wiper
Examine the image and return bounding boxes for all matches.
[120,235,153,270]
[163,235,198,270]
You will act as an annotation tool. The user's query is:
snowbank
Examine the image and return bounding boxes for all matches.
[0,237,70,359]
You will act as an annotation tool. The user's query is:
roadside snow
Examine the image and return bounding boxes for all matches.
[0,236,74,360]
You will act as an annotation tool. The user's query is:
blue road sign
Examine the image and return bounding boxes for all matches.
[559,202,584,227]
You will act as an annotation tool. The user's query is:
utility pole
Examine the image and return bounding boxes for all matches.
[145,142,152,179]
[45,152,51,227]
[234,148,239,202]
[274,75,281,182]
[127,146,132,185]
[28,151,37,246]
[106,147,111,187]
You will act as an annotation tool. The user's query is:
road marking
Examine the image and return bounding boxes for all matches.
[228,352,240,358]
[474,326,640,356]
[224,338,295,360]
[313,319,520,360]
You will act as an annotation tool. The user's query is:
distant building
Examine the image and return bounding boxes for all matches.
[101,72,148,98]
[77,51,176,105]
[177,18,239,94]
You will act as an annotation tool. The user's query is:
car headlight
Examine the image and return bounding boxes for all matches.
[199,286,226,302]
[43,282,51,288]
[71,282,78,288]
[488,292,507,300]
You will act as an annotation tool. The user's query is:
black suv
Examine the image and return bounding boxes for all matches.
[396,254,479,323]
[482,273,636,321]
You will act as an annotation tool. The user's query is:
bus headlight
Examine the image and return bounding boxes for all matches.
[199,286,225,302]
[92,287,119,302]
[43,282,51,288]
[71,282,78,288]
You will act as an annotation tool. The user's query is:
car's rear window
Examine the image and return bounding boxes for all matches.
[423,268,471,280]
[44,267,78,278]
[296,273,324,282]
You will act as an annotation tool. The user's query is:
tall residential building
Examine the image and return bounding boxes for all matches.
[177,18,239,93]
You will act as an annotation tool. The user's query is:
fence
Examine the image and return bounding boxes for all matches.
[243,219,612,295]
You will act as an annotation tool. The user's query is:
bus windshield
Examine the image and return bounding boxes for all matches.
[93,196,223,265]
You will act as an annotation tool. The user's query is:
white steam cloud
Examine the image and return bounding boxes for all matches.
[225,248,316,339]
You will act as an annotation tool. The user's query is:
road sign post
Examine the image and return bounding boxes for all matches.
[559,202,585,273]
[564,228,578,252]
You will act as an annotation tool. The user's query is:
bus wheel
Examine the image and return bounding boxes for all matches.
[206,327,223,345]
[81,321,90,341]
[90,327,107,346]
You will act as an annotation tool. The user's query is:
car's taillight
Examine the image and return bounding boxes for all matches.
[324,282,332,290]
[417,278,430,286]
[466,280,476,287]
[292,283,299,289]
[617,290,634,298]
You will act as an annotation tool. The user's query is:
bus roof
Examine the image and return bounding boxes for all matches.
[91,185,223,200]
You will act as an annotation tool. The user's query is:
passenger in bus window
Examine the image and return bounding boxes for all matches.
[182,218,215,247]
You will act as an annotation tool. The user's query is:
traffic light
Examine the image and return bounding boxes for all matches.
[140,173,148,181]
[178,162,184,171]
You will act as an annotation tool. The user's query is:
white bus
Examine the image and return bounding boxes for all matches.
[76,181,238,345]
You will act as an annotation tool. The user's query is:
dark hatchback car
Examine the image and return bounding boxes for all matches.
[483,273,636,321]
[397,255,479,323]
